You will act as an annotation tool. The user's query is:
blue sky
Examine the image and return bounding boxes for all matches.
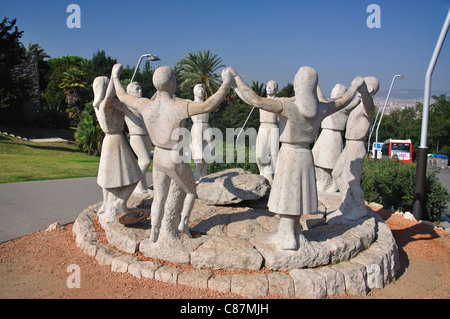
[2,0,450,95]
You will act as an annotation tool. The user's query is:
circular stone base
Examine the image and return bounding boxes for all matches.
[73,194,400,298]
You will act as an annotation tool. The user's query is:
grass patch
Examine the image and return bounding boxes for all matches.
[0,135,100,183]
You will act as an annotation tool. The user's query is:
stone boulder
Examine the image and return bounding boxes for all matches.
[196,168,270,205]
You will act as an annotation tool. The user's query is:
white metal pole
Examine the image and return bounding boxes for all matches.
[419,9,450,148]
[413,8,450,220]
[374,74,404,156]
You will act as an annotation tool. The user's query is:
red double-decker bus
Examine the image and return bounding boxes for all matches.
[381,139,413,163]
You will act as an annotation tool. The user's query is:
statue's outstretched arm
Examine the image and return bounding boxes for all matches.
[187,67,235,116]
[231,68,283,114]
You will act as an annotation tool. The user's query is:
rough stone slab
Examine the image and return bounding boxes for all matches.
[268,272,294,298]
[111,255,139,273]
[140,235,204,265]
[155,266,181,284]
[331,261,369,296]
[314,267,346,296]
[73,210,98,247]
[103,217,151,254]
[190,236,263,271]
[231,274,268,298]
[197,168,270,205]
[82,241,100,257]
[178,270,213,289]
[289,269,327,299]
[250,231,330,271]
[208,275,231,294]
[95,242,122,266]
[128,260,161,279]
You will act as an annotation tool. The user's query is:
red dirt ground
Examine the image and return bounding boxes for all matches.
[0,208,449,299]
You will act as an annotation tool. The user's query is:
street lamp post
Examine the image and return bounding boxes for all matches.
[368,74,404,159]
[412,9,450,221]
[131,54,161,83]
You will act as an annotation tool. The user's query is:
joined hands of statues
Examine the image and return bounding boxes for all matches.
[351,76,364,90]
[221,67,236,87]
[112,63,124,78]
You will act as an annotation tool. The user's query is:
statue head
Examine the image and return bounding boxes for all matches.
[127,82,142,98]
[153,66,176,94]
[193,83,205,101]
[93,76,109,107]
[364,76,379,96]
[293,66,319,118]
[330,83,348,100]
[266,80,278,97]
[294,66,318,97]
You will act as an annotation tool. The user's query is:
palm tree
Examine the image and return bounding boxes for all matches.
[59,67,87,122]
[251,80,265,97]
[26,41,51,61]
[176,50,225,98]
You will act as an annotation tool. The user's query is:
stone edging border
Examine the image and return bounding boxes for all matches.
[72,203,400,298]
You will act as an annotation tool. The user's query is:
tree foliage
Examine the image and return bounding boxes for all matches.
[0,17,28,122]
[176,50,225,98]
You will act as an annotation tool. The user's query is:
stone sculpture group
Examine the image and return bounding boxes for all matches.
[73,61,404,298]
[92,62,379,252]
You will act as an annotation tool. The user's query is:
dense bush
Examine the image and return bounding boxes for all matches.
[361,158,449,221]
[74,102,104,156]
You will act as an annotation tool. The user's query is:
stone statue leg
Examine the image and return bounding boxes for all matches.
[256,127,272,182]
[194,160,208,181]
[129,134,152,193]
[150,167,171,242]
[171,161,197,236]
[276,215,301,250]
[99,182,137,227]
[269,126,280,177]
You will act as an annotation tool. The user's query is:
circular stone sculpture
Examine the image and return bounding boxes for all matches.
[73,190,400,298]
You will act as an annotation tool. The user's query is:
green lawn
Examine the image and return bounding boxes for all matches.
[0,134,100,183]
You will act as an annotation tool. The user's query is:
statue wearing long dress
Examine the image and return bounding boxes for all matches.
[312,84,360,193]
[92,76,143,227]
[332,77,379,221]
[231,66,364,250]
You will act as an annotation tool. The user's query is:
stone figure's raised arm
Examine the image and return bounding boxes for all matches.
[357,80,375,117]
[93,76,115,113]
[111,64,148,112]
[316,83,328,102]
[319,76,364,117]
[231,68,283,114]
[187,67,236,116]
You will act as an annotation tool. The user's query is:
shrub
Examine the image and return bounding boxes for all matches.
[361,158,449,221]
[74,102,104,156]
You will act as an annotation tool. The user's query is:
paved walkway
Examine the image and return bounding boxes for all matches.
[0,175,152,243]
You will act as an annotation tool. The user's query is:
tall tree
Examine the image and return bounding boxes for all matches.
[0,17,28,118]
[176,50,225,98]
